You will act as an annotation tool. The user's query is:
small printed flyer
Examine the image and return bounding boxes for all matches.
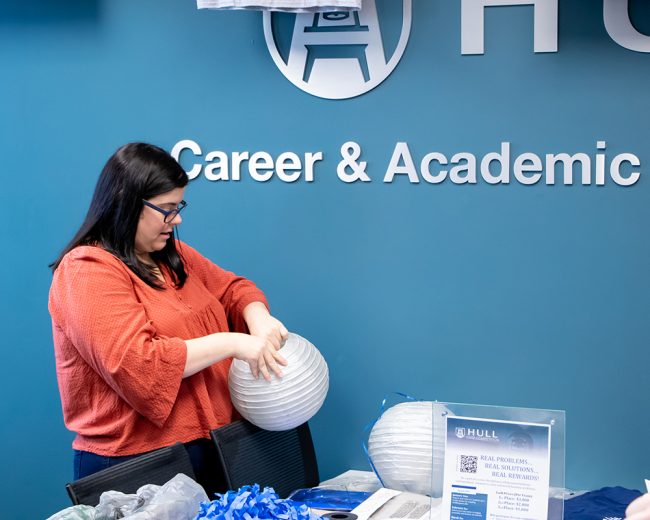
[441,416,551,520]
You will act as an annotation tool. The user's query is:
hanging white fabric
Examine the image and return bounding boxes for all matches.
[196,0,361,12]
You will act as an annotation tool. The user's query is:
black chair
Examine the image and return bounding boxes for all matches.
[66,442,195,506]
[210,419,319,498]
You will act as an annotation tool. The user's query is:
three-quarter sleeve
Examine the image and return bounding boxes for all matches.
[178,241,269,332]
[49,249,187,428]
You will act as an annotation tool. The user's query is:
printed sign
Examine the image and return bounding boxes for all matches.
[442,416,551,520]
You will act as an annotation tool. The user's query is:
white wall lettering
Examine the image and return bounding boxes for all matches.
[384,142,420,183]
[461,0,558,55]
[171,139,202,180]
[420,152,448,184]
[173,140,641,187]
[545,153,591,185]
[604,0,650,53]
[171,139,322,182]
[481,141,511,184]
[513,152,543,185]
[610,153,641,186]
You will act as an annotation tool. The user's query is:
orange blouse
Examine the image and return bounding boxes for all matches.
[48,242,268,456]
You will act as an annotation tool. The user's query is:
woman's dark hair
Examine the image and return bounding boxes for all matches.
[50,142,189,289]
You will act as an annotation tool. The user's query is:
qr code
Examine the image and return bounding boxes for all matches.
[460,455,478,473]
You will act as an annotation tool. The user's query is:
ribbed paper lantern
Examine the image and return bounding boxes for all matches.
[368,401,449,497]
[228,333,329,431]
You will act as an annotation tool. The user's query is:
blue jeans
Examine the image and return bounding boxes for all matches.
[73,438,226,498]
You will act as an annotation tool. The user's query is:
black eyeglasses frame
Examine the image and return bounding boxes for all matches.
[142,199,187,223]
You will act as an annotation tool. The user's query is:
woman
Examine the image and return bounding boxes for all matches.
[49,142,288,495]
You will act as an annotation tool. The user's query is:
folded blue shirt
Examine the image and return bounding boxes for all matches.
[564,486,642,520]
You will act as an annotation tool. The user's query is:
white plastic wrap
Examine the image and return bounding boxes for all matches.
[46,505,96,520]
[48,473,207,520]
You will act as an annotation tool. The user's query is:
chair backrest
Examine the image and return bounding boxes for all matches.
[210,420,319,498]
[66,442,195,506]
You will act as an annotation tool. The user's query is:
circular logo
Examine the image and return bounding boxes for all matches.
[263,0,412,100]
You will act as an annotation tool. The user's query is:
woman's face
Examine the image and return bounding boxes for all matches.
[134,187,185,260]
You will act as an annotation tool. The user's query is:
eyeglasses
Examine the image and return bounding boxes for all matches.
[142,199,187,223]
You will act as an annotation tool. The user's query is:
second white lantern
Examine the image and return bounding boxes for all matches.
[368,401,449,497]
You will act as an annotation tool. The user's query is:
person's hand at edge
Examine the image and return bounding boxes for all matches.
[626,493,650,520]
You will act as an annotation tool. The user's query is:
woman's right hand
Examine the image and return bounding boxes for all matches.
[233,333,288,381]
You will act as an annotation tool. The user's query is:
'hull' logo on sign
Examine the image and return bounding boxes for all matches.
[263,0,412,100]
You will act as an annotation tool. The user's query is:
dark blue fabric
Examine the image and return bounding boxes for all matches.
[73,450,140,478]
[564,486,643,520]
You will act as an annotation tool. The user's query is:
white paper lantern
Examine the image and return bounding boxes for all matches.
[228,332,329,431]
[367,401,450,497]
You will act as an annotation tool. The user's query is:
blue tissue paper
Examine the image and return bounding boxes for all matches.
[196,484,321,520]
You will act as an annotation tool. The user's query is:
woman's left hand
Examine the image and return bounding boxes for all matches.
[243,302,289,351]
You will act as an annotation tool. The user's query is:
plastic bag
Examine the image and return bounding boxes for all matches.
[47,505,97,520]
[127,472,208,519]
[47,473,207,520]
[94,481,164,518]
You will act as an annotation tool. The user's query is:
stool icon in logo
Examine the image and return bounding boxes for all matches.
[263,0,412,100]
[300,11,371,83]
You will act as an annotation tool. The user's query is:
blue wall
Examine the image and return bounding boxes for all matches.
[1,1,649,518]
